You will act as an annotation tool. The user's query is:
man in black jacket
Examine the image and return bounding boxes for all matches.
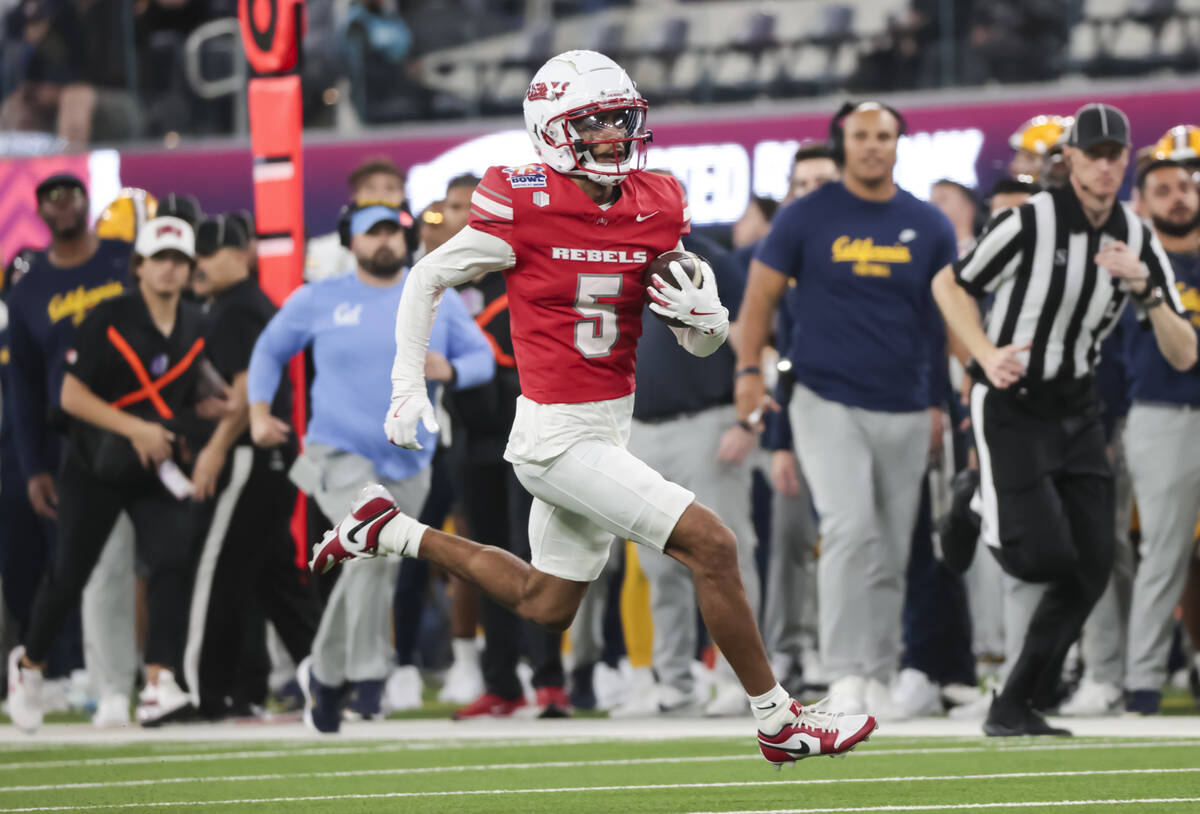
[184,215,320,717]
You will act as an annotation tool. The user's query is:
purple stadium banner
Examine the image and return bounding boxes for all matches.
[2,86,1195,266]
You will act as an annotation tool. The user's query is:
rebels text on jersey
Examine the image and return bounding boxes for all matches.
[469,164,690,404]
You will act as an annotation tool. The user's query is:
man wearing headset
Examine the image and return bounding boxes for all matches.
[247,201,493,732]
[736,101,959,718]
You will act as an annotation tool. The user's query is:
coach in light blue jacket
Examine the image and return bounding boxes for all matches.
[247,203,493,732]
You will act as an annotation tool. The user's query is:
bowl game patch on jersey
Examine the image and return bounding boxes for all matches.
[504,165,548,188]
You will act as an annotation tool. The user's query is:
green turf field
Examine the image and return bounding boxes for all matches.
[1,734,1198,813]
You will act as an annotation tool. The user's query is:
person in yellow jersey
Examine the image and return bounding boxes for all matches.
[1008,115,1074,189]
[95,188,158,244]
[1150,124,1200,189]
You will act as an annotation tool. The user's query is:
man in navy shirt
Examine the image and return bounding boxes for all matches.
[1116,157,1200,714]
[5,174,139,725]
[736,102,958,717]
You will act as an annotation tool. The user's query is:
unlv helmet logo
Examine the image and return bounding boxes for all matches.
[527,81,570,102]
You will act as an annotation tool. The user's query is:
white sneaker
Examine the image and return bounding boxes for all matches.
[610,683,701,718]
[382,665,423,712]
[891,668,942,717]
[137,669,192,727]
[941,682,984,708]
[6,647,43,733]
[704,680,749,717]
[948,689,993,721]
[438,656,484,705]
[825,675,866,715]
[865,677,910,722]
[40,677,70,714]
[594,661,638,711]
[1059,679,1122,717]
[93,693,131,727]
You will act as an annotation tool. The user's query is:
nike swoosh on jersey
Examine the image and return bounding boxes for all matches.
[636,211,659,222]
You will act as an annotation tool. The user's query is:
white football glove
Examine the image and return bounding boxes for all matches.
[384,390,439,450]
[646,260,728,334]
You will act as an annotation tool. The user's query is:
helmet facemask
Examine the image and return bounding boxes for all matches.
[543,99,652,186]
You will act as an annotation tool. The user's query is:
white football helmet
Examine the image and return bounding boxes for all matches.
[523,50,651,186]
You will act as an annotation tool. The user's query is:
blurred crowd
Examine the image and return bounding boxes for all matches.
[2,110,1200,732]
[3,0,1192,148]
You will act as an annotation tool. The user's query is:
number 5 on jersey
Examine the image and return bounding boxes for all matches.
[573,273,622,358]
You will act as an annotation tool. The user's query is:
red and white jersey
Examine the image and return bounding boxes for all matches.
[469,164,690,404]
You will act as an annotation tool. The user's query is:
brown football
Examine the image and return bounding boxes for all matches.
[642,249,707,328]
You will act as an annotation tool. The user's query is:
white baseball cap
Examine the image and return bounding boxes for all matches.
[135,216,195,259]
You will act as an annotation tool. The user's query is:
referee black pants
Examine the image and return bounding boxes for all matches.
[458,457,564,700]
[187,444,320,715]
[26,453,202,673]
[973,385,1115,707]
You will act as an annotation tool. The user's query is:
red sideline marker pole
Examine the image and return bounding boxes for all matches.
[238,0,310,569]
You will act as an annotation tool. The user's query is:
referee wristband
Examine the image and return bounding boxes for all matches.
[735,366,762,379]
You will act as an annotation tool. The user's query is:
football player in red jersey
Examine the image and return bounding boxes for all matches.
[312,50,877,762]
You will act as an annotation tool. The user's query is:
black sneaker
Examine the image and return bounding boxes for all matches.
[1125,689,1162,715]
[936,469,981,574]
[569,663,597,711]
[984,693,1071,737]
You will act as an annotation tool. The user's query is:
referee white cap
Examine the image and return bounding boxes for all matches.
[1067,103,1131,151]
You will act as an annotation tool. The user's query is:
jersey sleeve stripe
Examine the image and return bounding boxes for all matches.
[953,207,1022,295]
[471,190,514,221]
[469,206,500,222]
[476,183,512,203]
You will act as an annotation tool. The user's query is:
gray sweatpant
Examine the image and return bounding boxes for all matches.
[1077,418,1134,687]
[83,513,137,699]
[790,384,929,683]
[1123,403,1200,692]
[627,405,759,695]
[762,460,819,665]
[291,443,431,686]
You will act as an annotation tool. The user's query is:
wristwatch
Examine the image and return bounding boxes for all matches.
[1136,285,1165,310]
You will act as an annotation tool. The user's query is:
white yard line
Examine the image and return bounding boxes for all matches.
[3,769,1199,812]
[688,801,1200,814]
[3,714,1198,745]
[2,736,1197,774]
[4,748,1200,794]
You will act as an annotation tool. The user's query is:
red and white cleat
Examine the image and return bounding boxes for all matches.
[758,698,877,768]
[309,484,402,574]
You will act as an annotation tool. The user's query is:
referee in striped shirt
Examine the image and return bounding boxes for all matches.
[932,103,1198,736]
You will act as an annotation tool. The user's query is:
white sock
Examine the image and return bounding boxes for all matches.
[748,683,792,735]
[379,515,429,557]
[451,637,478,667]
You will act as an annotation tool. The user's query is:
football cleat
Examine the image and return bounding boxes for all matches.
[757,698,877,767]
[309,484,401,574]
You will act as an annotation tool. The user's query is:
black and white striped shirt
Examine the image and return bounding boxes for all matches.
[954,184,1183,382]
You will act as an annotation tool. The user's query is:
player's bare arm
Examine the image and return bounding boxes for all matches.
[734,258,789,423]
